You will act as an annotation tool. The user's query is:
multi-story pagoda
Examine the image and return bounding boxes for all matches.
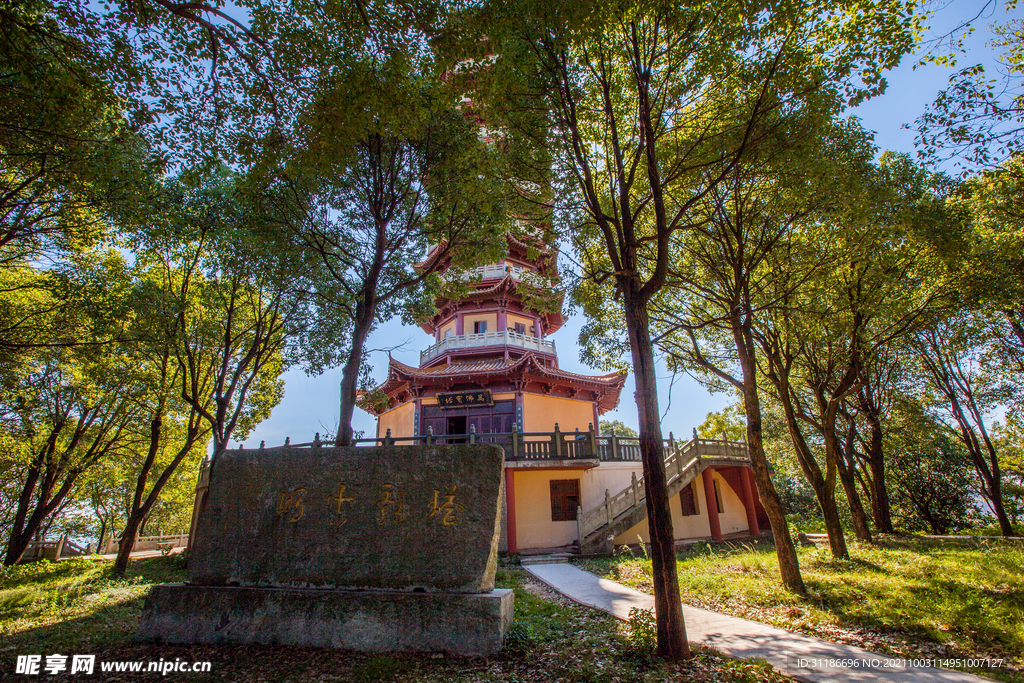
[362,235,627,443]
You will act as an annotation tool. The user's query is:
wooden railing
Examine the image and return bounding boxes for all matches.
[575,436,750,542]
[241,424,686,462]
[232,427,749,472]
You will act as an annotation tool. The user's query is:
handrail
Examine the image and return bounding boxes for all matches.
[576,437,750,542]
[420,330,555,364]
[231,428,748,466]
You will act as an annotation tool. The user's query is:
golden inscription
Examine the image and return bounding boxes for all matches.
[327,482,356,527]
[376,483,405,525]
[276,487,307,523]
[426,484,465,526]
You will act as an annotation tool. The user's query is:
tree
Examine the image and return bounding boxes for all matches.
[599,419,637,437]
[110,263,212,574]
[1,253,145,565]
[473,0,918,656]
[656,116,875,561]
[256,56,507,446]
[915,3,1023,169]
[697,405,746,442]
[887,399,979,534]
[913,314,1017,535]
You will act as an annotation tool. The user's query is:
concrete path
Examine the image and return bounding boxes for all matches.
[525,563,993,683]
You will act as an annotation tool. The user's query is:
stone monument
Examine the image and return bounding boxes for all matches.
[136,444,513,655]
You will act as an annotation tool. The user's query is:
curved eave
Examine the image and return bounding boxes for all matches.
[423,275,566,334]
[361,353,627,416]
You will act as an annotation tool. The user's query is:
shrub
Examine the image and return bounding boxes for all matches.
[626,607,656,655]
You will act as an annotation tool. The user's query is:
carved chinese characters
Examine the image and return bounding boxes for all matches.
[188,444,504,593]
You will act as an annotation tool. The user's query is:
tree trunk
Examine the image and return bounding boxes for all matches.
[779,396,849,559]
[835,429,873,543]
[821,415,872,544]
[734,323,806,593]
[623,290,690,660]
[863,410,894,532]
[337,298,376,447]
[763,351,848,559]
[96,517,107,555]
[115,412,163,574]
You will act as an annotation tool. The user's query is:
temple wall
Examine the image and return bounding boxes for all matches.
[522,394,595,433]
[509,469,585,549]
[506,313,538,337]
[377,401,415,439]
[464,312,498,334]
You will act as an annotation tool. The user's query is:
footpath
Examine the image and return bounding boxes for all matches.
[524,562,993,683]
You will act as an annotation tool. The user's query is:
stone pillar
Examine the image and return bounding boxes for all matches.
[740,467,760,536]
[504,468,517,553]
[702,468,723,542]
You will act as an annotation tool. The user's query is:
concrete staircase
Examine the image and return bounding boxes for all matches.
[577,437,750,554]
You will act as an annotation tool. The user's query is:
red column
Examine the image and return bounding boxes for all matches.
[702,468,723,542]
[497,308,508,333]
[455,313,464,335]
[740,467,760,536]
[505,468,517,553]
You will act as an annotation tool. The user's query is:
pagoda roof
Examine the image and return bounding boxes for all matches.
[420,274,566,334]
[363,353,627,415]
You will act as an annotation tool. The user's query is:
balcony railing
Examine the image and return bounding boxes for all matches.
[446,263,528,282]
[420,330,555,364]
[254,425,749,465]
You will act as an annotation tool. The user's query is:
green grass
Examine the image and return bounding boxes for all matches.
[0,556,787,682]
[578,535,1024,682]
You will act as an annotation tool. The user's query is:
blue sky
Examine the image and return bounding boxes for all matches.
[236,0,1016,448]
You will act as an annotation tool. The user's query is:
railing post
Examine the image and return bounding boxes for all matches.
[553,423,562,458]
[631,472,638,508]
[576,506,583,544]
[610,428,619,460]
[692,428,699,458]
[588,422,597,459]
[605,489,612,526]
[668,431,676,454]
[385,427,393,447]
[511,423,519,459]
[313,432,321,448]
[426,425,434,445]
[284,436,291,447]
[469,423,476,444]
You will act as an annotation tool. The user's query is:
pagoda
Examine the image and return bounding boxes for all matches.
[361,235,627,443]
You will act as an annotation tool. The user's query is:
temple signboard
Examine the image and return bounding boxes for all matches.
[437,390,493,409]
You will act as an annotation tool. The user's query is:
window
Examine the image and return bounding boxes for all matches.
[550,480,580,521]
[514,322,526,335]
[474,320,487,334]
[712,479,725,514]
[679,483,699,516]
[444,329,453,338]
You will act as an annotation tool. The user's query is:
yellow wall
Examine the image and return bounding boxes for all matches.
[507,313,537,337]
[522,394,595,433]
[511,469,585,549]
[439,320,456,338]
[608,468,747,545]
[377,401,415,439]
[510,464,751,550]
[464,312,498,334]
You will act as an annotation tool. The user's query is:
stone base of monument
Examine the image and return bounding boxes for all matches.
[136,583,514,656]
